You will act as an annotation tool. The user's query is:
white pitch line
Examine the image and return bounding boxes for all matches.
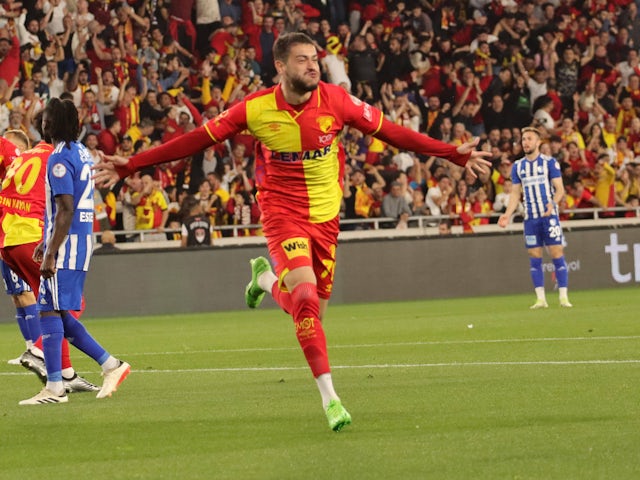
[2,359,640,377]
[113,335,640,357]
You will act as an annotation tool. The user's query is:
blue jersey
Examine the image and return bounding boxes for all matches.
[44,141,94,271]
[511,154,562,220]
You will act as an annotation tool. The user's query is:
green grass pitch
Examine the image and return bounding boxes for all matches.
[1,288,639,480]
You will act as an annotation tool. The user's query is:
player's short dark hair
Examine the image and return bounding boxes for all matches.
[273,32,315,63]
[44,97,79,145]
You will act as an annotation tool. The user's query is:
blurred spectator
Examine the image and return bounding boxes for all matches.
[97,117,122,156]
[135,174,168,231]
[438,219,452,235]
[94,230,120,253]
[426,174,453,217]
[448,179,474,233]
[219,0,242,25]
[493,178,524,217]
[615,165,640,209]
[230,190,260,236]
[381,180,412,229]
[470,187,492,226]
[568,178,603,219]
[348,35,378,100]
[342,166,375,229]
[180,195,214,247]
[78,89,104,136]
[483,94,511,132]
[168,0,197,53]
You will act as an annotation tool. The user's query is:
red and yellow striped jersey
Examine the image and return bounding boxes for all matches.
[121,82,467,223]
[0,142,52,247]
[203,83,384,222]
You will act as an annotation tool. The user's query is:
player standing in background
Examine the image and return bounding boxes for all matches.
[1,127,99,393]
[19,98,130,405]
[0,130,42,368]
[94,32,491,430]
[498,127,572,309]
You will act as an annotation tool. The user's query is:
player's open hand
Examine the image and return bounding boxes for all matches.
[40,252,57,279]
[32,241,44,264]
[93,153,129,188]
[456,137,492,179]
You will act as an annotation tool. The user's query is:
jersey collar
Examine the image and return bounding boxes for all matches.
[274,83,320,114]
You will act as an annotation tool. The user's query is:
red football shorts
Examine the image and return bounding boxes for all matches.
[262,215,339,300]
[1,242,42,294]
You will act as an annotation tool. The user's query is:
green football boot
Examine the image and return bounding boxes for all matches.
[245,257,272,308]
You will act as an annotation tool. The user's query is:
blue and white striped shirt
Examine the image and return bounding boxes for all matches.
[511,154,562,220]
[44,141,94,271]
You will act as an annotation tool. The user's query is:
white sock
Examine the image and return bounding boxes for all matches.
[559,287,568,299]
[26,340,33,350]
[46,380,64,396]
[257,270,277,293]
[535,287,546,301]
[315,373,339,409]
[61,367,75,379]
[101,355,119,372]
[31,345,44,358]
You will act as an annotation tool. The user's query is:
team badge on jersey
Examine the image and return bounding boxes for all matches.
[52,163,67,178]
[317,116,335,133]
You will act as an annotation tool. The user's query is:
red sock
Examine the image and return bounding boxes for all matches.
[61,339,72,369]
[34,336,42,350]
[290,282,329,377]
[272,283,292,314]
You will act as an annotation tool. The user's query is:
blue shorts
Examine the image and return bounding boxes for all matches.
[523,215,564,249]
[37,270,86,312]
[1,260,31,295]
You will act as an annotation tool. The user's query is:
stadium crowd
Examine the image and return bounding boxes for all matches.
[1,0,640,245]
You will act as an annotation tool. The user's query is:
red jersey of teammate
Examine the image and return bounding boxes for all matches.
[0,142,53,247]
[0,136,20,180]
[117,82,471,223]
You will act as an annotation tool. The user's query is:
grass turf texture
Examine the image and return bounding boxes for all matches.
[0,288,639,479]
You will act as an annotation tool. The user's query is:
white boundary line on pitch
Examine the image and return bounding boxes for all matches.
[2,359,640,377]
[112,335,640,357]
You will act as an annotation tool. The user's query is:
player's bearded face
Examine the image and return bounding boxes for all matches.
[522,134,539,155]
[289,69,319,93]
[284,45,320,94]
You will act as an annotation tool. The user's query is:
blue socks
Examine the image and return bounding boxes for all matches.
[15,307,30,342]
[529,257,544,288]
[23,303,40,342]
[41,315,64,382]
[61,311,109,365]
[552,256,569,288]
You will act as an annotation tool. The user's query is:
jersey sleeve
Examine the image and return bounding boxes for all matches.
[118,102,248,178]
[340,91,469,167]
[548,157,562,179]
[48,152,75,197]
[511,163,521,185]
[156,191,168,210]
[341,92,385,135]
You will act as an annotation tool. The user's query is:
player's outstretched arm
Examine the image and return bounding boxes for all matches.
[373,117,491,175]
[93,154,129,188]
[455,137,492,179]
[94,102,247,186]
